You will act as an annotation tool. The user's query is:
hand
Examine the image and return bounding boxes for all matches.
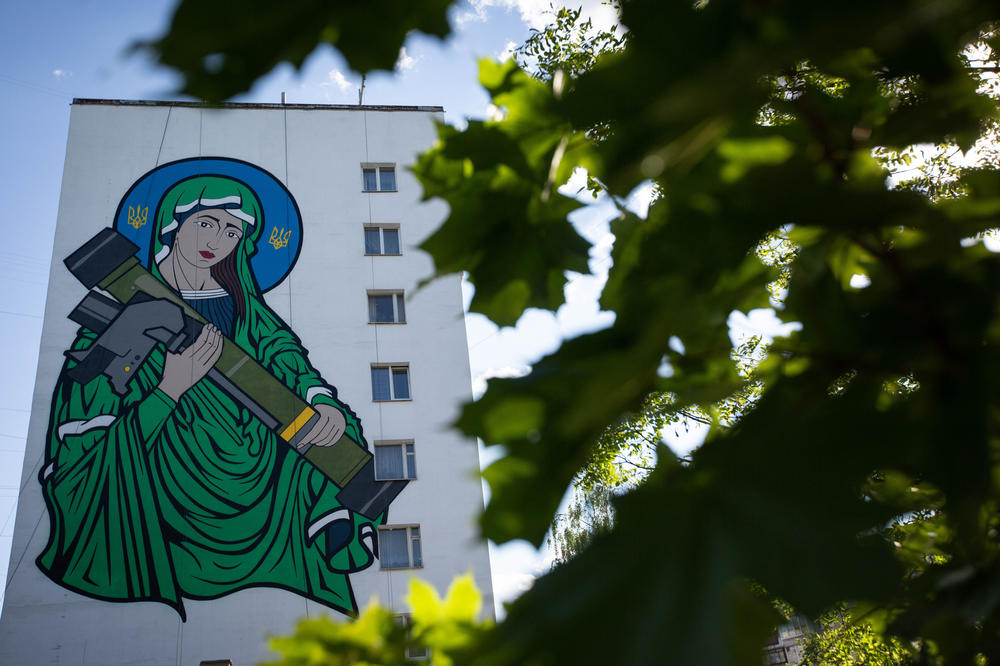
[298,403,347,448]
[157,324,223,403]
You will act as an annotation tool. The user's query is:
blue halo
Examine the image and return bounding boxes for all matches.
[113,157,303,293]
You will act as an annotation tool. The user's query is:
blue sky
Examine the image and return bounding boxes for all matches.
[0,0,631,618]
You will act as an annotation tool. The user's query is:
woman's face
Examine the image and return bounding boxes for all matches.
[173,209,244,269]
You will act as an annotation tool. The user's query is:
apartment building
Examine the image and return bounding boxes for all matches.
[0,99,493,664]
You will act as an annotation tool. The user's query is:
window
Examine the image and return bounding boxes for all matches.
[372,364,411,401]
[375,441,416,480]
[778,616,809,641]
[364,225,401,255]
[368,291,406,324]
[362,165,396,192]
[394,615,429,660]
[763,647,787,665]
[380,525,422,569]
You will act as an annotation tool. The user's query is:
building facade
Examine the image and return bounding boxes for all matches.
[764,616,811,665]
[0,99,493,664]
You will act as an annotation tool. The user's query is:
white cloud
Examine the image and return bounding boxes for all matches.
[325,69,352,92]
[727,309,802,348]
[986,232,1000,253]
[484,103,506,122]
[849,273,871,289]
[497,40,518,62]
[472,364,531,399]
[560,166,590,198]
[51,69,71,78]
[454,0,489,25]
[963,229,1000,253]
[625,181,657,219]
[395,47,418,72]
[457,0,619,32]
[493,571,536,605]
[488,539,552,617]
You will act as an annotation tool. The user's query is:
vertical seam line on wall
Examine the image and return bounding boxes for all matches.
[20,451,43,494]
[371,246,381,440]
[175,613,183,666]
[0,501,16,536]
[5,509,44,585]
[284,105,294,329]
[155,106,172,167]
[364,110,384,440]
[191,107,204,393]
[387,568,394,613]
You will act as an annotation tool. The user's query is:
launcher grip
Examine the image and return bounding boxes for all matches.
[65,297,192,396]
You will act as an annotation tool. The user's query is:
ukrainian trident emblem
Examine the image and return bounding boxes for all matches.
[269,227,291,250]
[127,205,148,229]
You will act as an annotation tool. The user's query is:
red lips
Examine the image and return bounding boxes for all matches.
[200,251,216,259]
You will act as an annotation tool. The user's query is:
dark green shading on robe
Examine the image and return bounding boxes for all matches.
[38,311,380,619]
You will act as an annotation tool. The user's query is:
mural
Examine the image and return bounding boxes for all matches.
[37,157,406,619]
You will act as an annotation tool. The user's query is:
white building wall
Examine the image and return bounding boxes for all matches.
[0,101,493,665]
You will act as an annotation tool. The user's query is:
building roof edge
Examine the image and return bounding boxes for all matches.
[71,98,444,113]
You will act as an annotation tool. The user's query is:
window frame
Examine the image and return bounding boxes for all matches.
[379,524,423,570]
[367,290,406,324]
[364,224,401,256]
[371,363,412,402]
[361,163,398,192]
[394,614,429,661]
[374,440,417,481]
[763,646,787,665]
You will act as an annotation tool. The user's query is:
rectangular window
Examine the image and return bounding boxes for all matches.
[392,367,410,399]
[364,227,381,254]
[362,167,378,192]
[778,616,809,641]
[364,225,401,255]
[379,167,396,191]
[394,615,429,660]
[368,291,405,323]
[375,441,416,480]
[763,647,787,665]
[371,364,411,401]
[361,164,397,192]
[380,525,422,569]
[383,227,400,254]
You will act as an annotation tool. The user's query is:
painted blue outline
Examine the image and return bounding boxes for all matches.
[113,157,303,292]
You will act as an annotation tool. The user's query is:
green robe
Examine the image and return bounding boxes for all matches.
[38,301,379,619]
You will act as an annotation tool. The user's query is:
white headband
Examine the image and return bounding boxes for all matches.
[171,195,256,227]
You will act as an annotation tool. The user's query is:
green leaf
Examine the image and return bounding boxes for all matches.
[716,137,796,182]
[414,60,595,325]
[441,574,483,624]
[138,0,454,101]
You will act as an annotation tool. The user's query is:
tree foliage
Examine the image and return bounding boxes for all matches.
[547,485,614,568]
[149,1,1000,663]
[263,576,491,666]
[514,4,627,82]
[799,605,915,666]
[137,0,455,101]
